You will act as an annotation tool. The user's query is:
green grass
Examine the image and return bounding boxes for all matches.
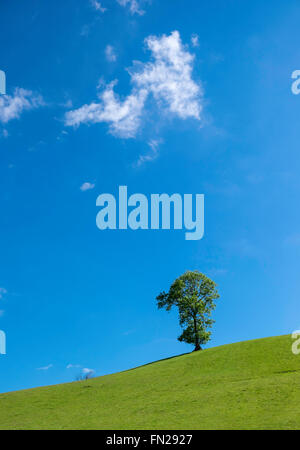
[0,334,299,430]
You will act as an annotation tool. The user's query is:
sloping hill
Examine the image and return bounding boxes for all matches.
[0,335,299,430]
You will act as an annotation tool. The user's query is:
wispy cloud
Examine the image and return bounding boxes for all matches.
[0,310,4,318]
[65,31,203,139]
[105,45,117,62]
[191,33,199,47]
[0,88,44,124]
[117,0,145,15]
[37,364,53,371]
[90,0,107,12]
[60,99,73,109]
[66,364,82,369]
[0,288,7,300]
[80,24,91,37]
[80,182,95,191]
[134,139,162,167]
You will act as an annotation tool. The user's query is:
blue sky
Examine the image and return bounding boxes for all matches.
[0,0,300,393]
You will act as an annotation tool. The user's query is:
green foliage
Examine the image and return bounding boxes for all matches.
[156,270,220,350]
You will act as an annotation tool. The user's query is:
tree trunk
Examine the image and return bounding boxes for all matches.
[193,315,202,351]
[194,343,202,351]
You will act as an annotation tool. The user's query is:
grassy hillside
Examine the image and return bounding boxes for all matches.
[0,335,299,430]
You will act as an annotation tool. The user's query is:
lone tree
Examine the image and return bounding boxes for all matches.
[156,271,220,351]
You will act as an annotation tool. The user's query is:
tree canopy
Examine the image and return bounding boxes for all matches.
[156,271,220,351]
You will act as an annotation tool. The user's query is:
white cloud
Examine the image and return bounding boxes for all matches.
[0,288,7,300]
[82,367,95,374]
[90,0,106,12]
[37,364,53,371]
[191,33,199,47]
[65,31,202,139]
[81,368,96,378]
[0,88,44,124]
[134,139,162,167]
[66,364,82,369]
[117,0,144,15]
[80,182,95,191]
[105,45,117,62]
[131,31,202,120]
[66,81,148,138]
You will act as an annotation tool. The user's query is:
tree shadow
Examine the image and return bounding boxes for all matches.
[123,351,191,373]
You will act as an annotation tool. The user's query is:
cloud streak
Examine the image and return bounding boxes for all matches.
[37,364,53,371]
[90,0,106,12]
[117,0,145,15]
[134,139,162,167]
